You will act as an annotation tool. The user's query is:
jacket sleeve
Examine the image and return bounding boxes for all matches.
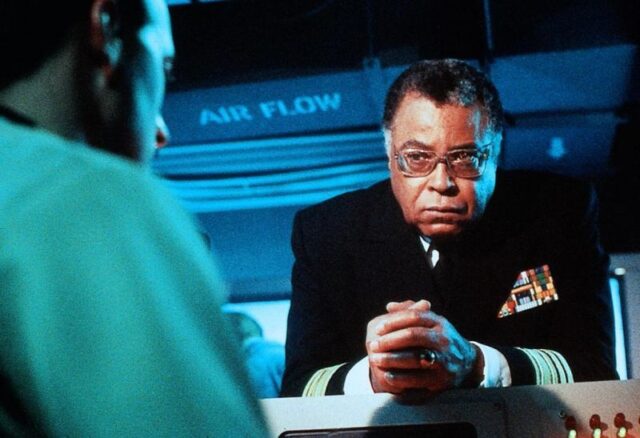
[280,210,359,397]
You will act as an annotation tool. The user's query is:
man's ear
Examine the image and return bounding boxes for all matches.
[88,0,122,78]
[383,129,394,170]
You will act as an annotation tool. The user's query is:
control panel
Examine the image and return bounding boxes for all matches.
[261,379,640,437]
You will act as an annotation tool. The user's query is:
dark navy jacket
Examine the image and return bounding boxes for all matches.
[281,170,617,396]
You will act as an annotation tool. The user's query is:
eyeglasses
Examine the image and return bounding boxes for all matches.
[394,144,492,178]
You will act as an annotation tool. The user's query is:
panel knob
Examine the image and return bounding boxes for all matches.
[590,414,602,438]
[564,415,577,438]
[614,413,627,437]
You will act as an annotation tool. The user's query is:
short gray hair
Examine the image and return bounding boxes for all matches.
[382,59,504,153]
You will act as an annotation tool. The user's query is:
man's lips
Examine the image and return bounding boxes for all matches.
[421,207,466,225]
[425,206,465,214]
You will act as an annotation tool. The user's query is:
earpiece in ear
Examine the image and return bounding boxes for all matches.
[88,0,120,66]
[103,39,122,67]
[100,10,111,29]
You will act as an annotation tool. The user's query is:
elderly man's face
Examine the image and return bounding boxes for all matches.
[387,92,499,242]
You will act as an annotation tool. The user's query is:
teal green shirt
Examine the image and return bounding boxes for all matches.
[0,119,267,436]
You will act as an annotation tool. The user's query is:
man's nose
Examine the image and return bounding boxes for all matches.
[155,115,170,149]
[427,161,455,192]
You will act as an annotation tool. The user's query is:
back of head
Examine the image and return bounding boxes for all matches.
[1,0,167,163]
[0,0,148,91]
[0,1,92,90]
[382,59,504,136]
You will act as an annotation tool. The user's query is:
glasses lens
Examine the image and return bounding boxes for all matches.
[398,150,437,175]
[447,149,486,177]
[396,147,489,178]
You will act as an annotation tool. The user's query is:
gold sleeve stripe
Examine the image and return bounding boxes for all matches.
[541,349,566,383]
[518,348,542,383]
[538,350,561,383]
[516,348,574,384]
[302,363,346,397]
[542,348,574,383]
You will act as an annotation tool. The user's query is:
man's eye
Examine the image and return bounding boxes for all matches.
[449,150,477,162]
[405,151,433,162]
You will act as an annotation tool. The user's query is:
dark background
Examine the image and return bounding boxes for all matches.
[167,0,639,89]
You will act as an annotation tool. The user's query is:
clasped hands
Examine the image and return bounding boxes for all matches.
[366,299,483,394]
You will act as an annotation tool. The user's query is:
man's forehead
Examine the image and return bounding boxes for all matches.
[400,93,484,115]
[393,96,486,127]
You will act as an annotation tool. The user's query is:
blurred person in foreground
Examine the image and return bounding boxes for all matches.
[0,0,267,435]
[281,59,617,397]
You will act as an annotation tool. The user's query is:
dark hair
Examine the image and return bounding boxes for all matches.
[0,1,91,90]
[382,59,504,135]
[0,0,146,91]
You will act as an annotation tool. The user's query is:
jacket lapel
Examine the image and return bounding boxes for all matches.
[357,181,446,313]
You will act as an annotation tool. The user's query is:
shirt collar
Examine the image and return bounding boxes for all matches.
[419,235,440,268]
